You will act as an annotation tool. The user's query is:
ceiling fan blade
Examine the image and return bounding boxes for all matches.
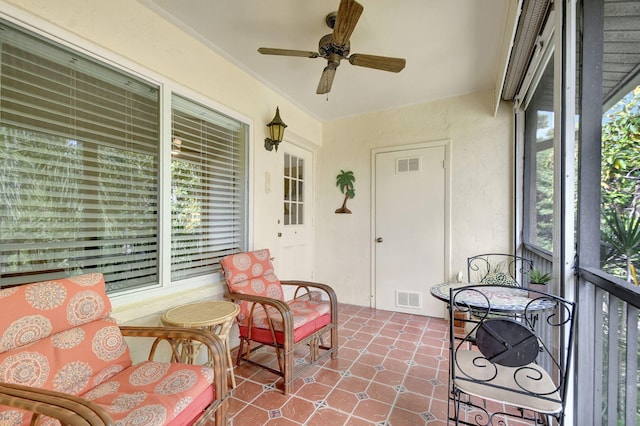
[258,47,319,58]
[316,66,337,94]
[332,0,364,46]
[348,54,406,72]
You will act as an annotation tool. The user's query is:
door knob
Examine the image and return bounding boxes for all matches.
[376,237,383,243]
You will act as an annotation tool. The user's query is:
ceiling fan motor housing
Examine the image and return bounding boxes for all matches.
[319,33,350,59]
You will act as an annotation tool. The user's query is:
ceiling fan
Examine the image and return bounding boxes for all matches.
[257,0,406,95]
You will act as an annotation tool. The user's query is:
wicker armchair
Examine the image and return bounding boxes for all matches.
[0,273,228,425]
[221,249,338,394]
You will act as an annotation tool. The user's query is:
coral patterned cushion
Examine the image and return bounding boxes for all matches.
[221,249,284,322]
[82,361,215,425]
[0,273,112,353]
[0,274,133,398]
[0,317,132,395]
[246,299,331,332]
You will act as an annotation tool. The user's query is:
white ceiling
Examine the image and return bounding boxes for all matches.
[142,0,514,121]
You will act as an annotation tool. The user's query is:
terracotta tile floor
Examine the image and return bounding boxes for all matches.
[227,303,451,425]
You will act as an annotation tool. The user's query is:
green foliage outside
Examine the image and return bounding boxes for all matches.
[1,127,158,290]
[601,85,640,283]
[0,130,83,274]
[598,86,640,426]
[535,145,554,251]
[171,158,203,280]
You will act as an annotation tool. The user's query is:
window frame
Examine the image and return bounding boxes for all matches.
[0,13,251,305]
[518,12,556,257]
[522,56,555,255]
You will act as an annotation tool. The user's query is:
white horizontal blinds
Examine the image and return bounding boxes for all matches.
[171,95,247,281]
[0,21,160,290]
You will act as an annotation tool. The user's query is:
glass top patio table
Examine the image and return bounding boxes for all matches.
[430,282,556,313]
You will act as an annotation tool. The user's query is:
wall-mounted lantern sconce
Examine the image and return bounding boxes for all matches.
[264,107,287,152]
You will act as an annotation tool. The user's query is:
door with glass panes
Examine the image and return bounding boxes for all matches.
[279,143,314,281]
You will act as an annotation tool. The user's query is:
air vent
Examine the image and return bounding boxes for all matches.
[396,290,421,309]
[396,157,421,173]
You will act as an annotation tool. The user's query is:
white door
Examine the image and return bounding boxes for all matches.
[278,143,314,281]
[374,143,448,317]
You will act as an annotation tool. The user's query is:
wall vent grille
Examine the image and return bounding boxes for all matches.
[396,290,421,309]
[396,157,421,173]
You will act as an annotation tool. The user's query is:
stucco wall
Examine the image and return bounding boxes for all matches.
[315,92,514,306]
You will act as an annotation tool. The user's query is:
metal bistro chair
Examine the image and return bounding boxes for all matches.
[463,254,535,331]
[467,253,533,287]
[448,284,575,425]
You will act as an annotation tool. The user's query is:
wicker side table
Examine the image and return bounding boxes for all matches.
[161,300,240,388]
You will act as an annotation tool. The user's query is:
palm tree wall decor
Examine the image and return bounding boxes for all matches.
[335,170,355,214]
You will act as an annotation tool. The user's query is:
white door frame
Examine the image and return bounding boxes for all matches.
[370,139,452,309]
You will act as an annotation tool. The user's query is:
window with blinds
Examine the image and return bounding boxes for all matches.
[0,20,248,292]
[170,95,247,281]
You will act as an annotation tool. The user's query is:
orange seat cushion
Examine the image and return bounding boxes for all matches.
[81,361,216,425]
[0,317,132,396]
[243,298,330,328]
[239,312,332,345]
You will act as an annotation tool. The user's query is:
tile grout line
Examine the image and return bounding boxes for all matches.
[229,305,449,425]
[302,319,360,424]
[382,313,431,425]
